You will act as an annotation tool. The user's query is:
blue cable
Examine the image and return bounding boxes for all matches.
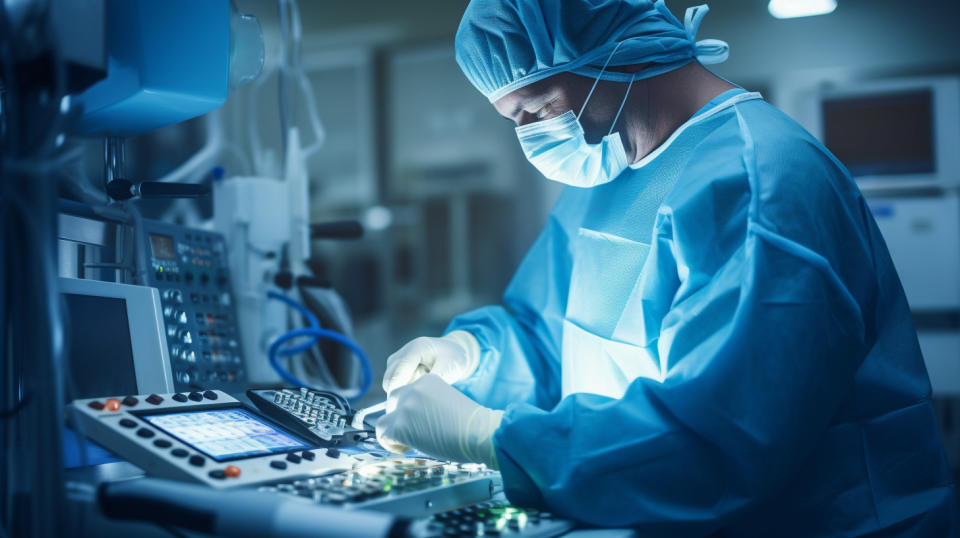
[266,291,373,402]
[267,290,320,354]
[268,327,372,402]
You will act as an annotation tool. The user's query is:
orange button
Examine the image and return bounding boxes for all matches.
[103,398,122,412]
[224,465,241,478]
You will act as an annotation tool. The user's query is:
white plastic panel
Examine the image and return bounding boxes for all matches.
[917,332,960,395]
[867,195,960,310]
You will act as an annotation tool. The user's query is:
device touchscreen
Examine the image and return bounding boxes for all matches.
[141,408,309,461]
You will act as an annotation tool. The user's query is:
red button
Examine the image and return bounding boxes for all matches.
[224,465,241,478]
[103,398,122,412]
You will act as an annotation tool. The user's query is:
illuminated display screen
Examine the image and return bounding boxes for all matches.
[149,233,176,260]
[141,408,309,461]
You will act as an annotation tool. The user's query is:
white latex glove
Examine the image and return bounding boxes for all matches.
[381,330,481,395]
[376,374,504,469]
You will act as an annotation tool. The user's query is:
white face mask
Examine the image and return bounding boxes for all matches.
[515,46,636,188]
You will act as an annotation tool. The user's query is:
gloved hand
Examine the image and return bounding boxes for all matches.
[381,330,481,395]
[376,374,504,469]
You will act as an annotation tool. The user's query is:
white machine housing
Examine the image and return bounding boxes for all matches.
[68,390,373,488]
[213,130,312,386]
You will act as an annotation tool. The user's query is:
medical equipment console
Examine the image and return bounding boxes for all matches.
[140,219,247,392]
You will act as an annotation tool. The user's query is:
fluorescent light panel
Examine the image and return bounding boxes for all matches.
[768,0,837,19]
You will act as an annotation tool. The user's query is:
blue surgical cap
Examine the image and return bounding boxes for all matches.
[455,0,729,102]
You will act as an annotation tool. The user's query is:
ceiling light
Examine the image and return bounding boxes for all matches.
[768,0,837,19]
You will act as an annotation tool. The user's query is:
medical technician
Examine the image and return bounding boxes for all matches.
[377,0,958,535]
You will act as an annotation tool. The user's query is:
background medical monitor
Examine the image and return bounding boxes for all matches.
[59,277,174,398]
[822,89,934,177]
[816,76,960,190]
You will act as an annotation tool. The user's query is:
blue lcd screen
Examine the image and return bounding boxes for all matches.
[142,408,309,461]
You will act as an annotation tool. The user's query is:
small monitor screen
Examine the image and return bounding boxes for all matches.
[822,89,935,177]
[141,408,309,461]
[150,233,176,260]
[63,293,138,398]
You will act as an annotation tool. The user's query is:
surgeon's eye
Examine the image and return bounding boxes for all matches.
[536,103,559,121]
[533,95,561,121]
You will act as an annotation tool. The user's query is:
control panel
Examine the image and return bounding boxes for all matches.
[68,391,580,535]
[68,391,368,488]
[261,458,500,517]
[247,388,355,444]
[408,498,575,537]
[139,219,246,392]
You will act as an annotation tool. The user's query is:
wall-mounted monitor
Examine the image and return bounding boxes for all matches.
[819,76,960,191]
[59,277,174,398]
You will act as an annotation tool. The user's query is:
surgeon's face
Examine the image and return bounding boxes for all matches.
[493,72,636,145]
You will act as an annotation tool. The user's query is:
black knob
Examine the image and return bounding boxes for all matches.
[106,178,136,201]
[274,271,294,290]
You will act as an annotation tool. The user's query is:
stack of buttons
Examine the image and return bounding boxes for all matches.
[427,501,555,536]
[260,458,495,507]
[267,388,347,441]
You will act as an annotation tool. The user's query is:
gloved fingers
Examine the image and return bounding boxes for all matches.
[375,408,411,454]
[413,363,430,381]
[382,340,427,394]
[422,338,471,384]
[429,357,469,385]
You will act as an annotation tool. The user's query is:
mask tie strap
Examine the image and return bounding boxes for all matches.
[685,4,730,64]
[608,73,636,136]
[577,40,627,121]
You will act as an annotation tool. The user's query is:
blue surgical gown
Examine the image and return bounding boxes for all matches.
[448,89,958,536]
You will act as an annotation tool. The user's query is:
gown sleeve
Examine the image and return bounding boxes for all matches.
[490,125,875,533]
[449,209,572,411]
